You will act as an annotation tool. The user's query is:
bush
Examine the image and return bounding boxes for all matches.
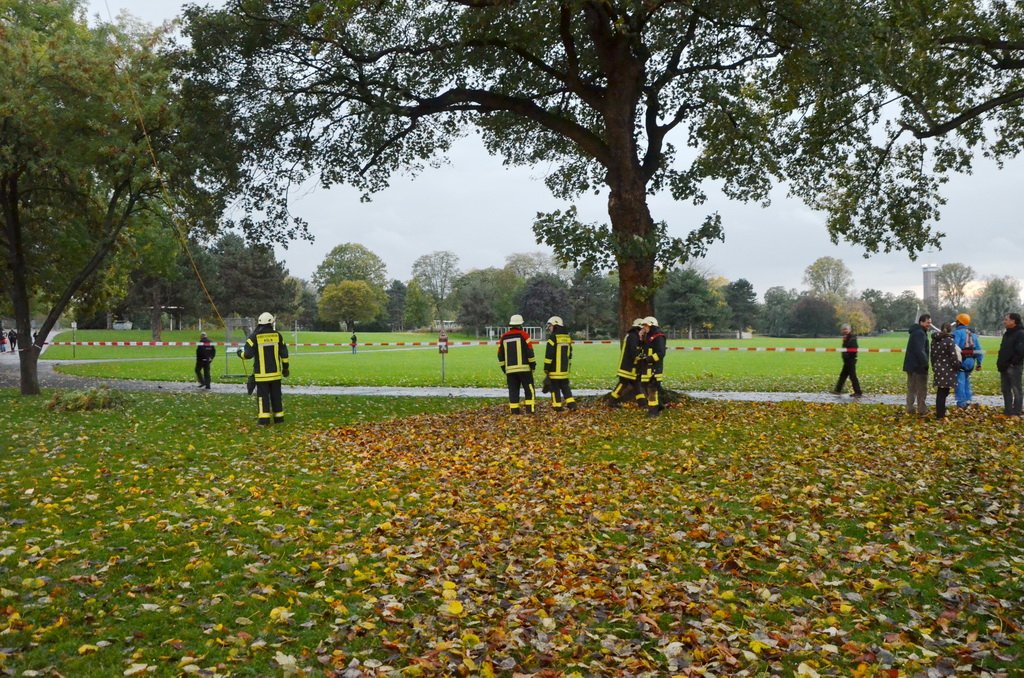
[47,386,123,412]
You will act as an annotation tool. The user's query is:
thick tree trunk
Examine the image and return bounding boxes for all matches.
[2,180,41,395]
[150,288,163,342]
[18,336,40,396]
[608,177,656,339]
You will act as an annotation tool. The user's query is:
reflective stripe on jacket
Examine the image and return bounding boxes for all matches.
[544,330,573,379]
[498,329,535,374]
[617,328,641,379]
[243,329,289,382]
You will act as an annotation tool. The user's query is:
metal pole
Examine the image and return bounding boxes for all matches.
[441,351,446,384]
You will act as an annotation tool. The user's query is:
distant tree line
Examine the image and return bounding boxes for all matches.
[70,241,1022,340]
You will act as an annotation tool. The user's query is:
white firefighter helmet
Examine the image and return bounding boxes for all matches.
[257,312,275,325]
[631,318,645,328]
[546,316,563,327]
[508,314,524,326]
[642,316,658,326]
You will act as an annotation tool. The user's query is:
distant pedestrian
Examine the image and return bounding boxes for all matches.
[497,314,536,414]
[952,313,982,408]
[903,313,932,416]
[996,312,1024,417]
[543,316,576,412]
[350,332,357,354]
[7,329,16,353]
[931,322,960,420]
[832,323,863,397]
[194,332,216,389]
[238,312,290,425]
[608,318,646,407]
[0,332,6,353]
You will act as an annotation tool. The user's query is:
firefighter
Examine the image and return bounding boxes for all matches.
[237,312,290,425]
[609,318,647,407]
[640,316,667,417]
[497,314,536,414]
[543,316,576,411]
[194,332,216,389]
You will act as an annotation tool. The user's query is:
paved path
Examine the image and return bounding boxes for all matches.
[0,348,1005,407]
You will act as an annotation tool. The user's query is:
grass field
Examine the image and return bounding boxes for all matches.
[1,389,1021,676]
[40,329,1004,394]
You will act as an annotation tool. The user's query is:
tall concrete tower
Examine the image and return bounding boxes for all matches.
[922,264,940,311]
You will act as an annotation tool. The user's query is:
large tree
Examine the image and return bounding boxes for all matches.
[860,289,923,332]
[411,251,461,324]
[0,1,237,394]
[318,280,382,331]
[207,233,293,319]
[518,274,571,328]
[789,295,838,337]
[974,276,1022,332]
[568,269,617,339]
[183,0,900,336]
[803,257,854,301]
[723,278,759,332]
[655,267,726,337]
[936,262,975,312]
[311,243,388,293]
[454,267,521,336]
[761,286,799,336]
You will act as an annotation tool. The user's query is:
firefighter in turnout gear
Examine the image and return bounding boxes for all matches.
[497,314,536,414]
[641,316,667,417]
[543,316,576,411]
[609,318,647,407]
[237,312,290,425]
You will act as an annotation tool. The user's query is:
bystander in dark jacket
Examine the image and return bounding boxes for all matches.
[996,312,1024,416]
[902,314,932,415]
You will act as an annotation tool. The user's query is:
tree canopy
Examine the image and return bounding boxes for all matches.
[183,0,927,335]
[311,243,388,293]
[0,0,239,393]
[803,257,854,301]
[318,279,382,331]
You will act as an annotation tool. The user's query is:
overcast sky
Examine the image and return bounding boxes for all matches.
[87,0,1024,301]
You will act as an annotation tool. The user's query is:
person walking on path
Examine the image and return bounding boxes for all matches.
[238,312,290,425]
[640,316,667,417]
[7,329,16,354]
[931,322,960,420]
[903,313,932,416]
[996,312,1024,417]
[608,318,647,408]
[194,332,216,389]
[497,314,536,414]
[832,323,863,397]
[952,313,983,408]
[350,332,357,354]
[543,316,576,412]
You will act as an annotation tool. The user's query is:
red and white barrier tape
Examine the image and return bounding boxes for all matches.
[47,340,909,352]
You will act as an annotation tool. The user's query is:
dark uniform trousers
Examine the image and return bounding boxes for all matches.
[256,380,284,425]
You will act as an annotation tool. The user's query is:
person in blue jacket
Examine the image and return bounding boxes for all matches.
[952,313,982,408]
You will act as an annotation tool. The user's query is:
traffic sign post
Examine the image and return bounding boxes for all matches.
[438,330,448,384]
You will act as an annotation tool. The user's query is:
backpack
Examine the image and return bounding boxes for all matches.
[961,329,976,372]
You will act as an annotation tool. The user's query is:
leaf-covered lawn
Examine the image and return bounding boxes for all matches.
[1,392,1021,676]
[47,336,1005,395]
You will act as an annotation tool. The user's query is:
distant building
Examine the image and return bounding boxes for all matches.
[922,264,940,311]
